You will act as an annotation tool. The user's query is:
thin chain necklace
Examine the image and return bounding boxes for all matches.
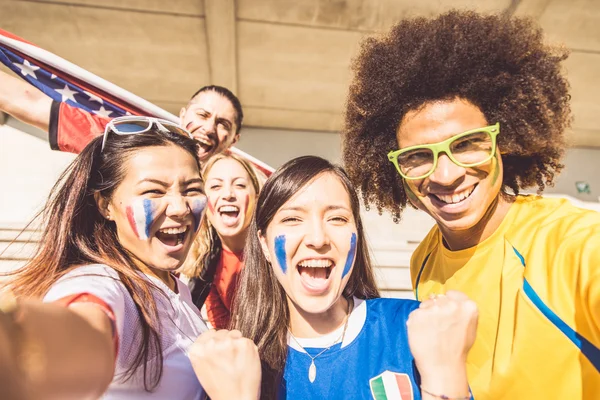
[288,298,353,384]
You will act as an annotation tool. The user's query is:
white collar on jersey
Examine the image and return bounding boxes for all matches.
[287,297,366,352]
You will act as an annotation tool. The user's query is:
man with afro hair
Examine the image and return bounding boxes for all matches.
[343,10,600,399]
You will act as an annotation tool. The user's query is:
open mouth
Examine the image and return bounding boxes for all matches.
[155,226,189,248]
[193,135,215,154]
[297,258,334,291]
[218,205,240,226]
[430,184,476,205]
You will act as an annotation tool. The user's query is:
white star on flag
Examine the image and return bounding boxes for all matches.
[84,90,103,104]
[94,106,113,118]
[50,74,57,80]
[56,84,78,103]
[14,60,40,79]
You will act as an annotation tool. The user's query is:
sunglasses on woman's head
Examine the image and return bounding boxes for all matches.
[101,116,194,152]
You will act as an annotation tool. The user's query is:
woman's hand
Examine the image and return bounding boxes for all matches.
[407,290,478,398]
[188,329,261,400]
[0,294,27,400]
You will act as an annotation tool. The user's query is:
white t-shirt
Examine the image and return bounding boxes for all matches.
[43,264,208,400]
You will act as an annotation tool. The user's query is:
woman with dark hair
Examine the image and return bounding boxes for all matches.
[182,153,261,328]
[0,117,215,399]
[342,10,600,399]
[190,156,478,400]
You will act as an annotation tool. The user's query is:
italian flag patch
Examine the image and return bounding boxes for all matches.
[369,371,414,400]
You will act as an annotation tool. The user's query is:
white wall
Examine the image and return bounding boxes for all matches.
[0,121,75,225]
[237,127,342,168]
[546,147,600,202]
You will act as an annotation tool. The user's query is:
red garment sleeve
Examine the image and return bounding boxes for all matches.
[49,101,111,153]
[205,284,231,329]
[53,292,119,359]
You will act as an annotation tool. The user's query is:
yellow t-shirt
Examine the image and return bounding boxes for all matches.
[411,195,600,399]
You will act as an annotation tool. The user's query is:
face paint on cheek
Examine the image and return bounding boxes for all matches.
[207,198,216,215]
[342,233,358,278]
[274,235,288,274]
[191,197,207,232]
[125,199,158,240]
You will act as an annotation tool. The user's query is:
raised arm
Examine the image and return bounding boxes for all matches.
[0,69,52,132]
[407,290,478,400]
[188,329,261,400]
[0,296,115,400]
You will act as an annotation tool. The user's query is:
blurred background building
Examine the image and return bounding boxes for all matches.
[1,0,599,297]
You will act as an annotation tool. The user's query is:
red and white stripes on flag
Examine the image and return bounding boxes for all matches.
[0,28,274,176]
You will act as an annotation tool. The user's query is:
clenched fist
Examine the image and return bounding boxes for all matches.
[407,291,478,398]
[188,329,261,400]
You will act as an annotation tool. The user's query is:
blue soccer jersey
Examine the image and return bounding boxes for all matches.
[280,298,421,400]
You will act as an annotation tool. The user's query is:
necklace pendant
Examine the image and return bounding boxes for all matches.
[308,360,316,383]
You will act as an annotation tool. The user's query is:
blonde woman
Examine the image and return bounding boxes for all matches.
[182,153,261,329]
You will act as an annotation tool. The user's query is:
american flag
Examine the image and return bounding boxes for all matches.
[0,28,274,176]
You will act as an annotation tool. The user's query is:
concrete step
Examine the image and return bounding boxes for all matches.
[374,265,412,291]
[0,259,27,273]
[0,221,42,231]
[0,241,37,260]
[371,249,413,268]
[0,229,42,242]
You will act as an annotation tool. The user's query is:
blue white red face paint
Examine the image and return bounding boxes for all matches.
[207,197,216,215]
[126,199,158,240]
[274,235,288,274]
[126,196,206,240]
[243,193,250,214]
[342,233,357,278]
[191,196,208,232]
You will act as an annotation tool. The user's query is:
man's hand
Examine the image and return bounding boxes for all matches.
[0,294,27,400]
[188,329,261,400]
[407,291,478,397]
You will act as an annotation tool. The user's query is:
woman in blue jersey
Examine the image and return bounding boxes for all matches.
[192,155,477,400]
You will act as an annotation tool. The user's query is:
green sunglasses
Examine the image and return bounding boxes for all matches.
[387,123,500,180]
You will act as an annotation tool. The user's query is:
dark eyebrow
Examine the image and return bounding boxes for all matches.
[183,178,204,186]
[278,205,351,213]
[217,117,232,126]
[325,205,351,212]
[138,178,203,186]
[278,206,306,213]
[139,178,168,186]
[195,107,231,128]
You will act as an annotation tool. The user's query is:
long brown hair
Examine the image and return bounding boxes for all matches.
[231,156,380,399]
[3,128,201,391]
[181,153,261,279]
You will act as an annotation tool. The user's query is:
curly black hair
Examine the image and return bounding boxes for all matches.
[342,10,571,219]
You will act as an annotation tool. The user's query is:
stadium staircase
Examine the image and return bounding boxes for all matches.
[0,222,40,275]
